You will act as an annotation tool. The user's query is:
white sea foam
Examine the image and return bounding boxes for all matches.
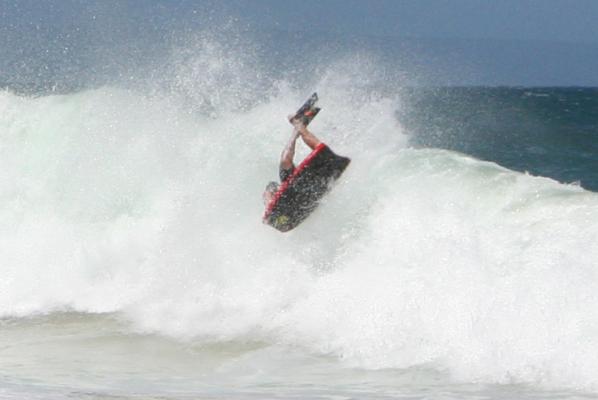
[1,37,598,393]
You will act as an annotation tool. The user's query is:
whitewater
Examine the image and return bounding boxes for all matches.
[1,38,598,399]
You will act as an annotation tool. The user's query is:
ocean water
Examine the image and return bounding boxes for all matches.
[402,87,598,191]
[1,25,598,400]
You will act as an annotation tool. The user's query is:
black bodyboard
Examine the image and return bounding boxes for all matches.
[264,144,350,232]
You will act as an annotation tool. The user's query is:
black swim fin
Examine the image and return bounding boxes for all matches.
[291,93,320,126]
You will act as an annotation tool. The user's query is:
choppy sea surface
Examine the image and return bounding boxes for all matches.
[402,86,598,191]
[1,16,598,400]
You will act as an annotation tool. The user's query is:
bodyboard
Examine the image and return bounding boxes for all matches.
[263,143,350,232]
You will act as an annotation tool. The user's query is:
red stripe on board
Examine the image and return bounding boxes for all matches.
[263,142,327,221]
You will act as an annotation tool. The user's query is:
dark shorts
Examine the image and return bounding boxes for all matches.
[279,164,295,182]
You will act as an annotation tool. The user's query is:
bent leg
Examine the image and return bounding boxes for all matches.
[298,126,321,150]
[280,129,300,170]
[289,115,322,150]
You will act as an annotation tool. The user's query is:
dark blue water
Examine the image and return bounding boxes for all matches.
[401,87,598,191]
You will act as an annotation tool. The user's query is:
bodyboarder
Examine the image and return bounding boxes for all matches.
[262,112,351,232]
[262,116,323,206]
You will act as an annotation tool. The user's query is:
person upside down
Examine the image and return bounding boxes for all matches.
[262,113,351,231]
[262,116,324,206]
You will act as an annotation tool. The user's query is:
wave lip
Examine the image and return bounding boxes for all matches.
[1,51,598,393]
